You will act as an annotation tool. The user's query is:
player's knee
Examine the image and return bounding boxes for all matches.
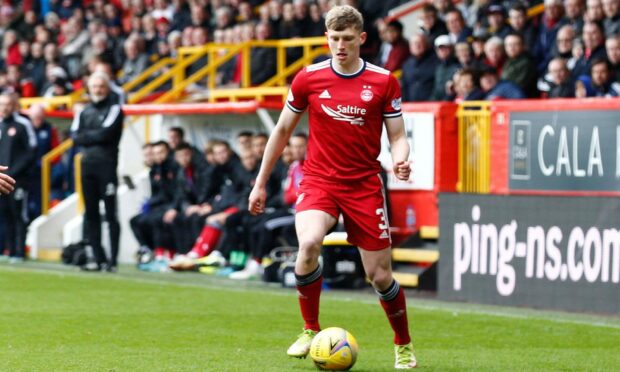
[367,269,392,290]
[297,238,322,264]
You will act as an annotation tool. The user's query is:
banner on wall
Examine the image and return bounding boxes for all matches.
[379,112,435,190]
[509,111,620,191]
[439,193,620,314]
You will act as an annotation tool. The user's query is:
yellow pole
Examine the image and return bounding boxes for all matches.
[41,157,50,215]
[277,45,286,86]
[74,153,84,215]
[242,44,250,88]
[144,115,151,143]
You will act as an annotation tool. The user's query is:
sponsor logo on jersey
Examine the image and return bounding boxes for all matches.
[391,97,402,111]
[321,104,366,126]
[318,90,331,99]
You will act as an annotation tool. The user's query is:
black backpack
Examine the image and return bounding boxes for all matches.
[61,242,88,266]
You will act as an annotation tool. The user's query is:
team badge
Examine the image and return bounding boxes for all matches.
[391,97,402,110]
[360,89,373,102]
[8,127,16,136]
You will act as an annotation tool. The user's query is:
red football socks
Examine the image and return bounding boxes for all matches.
[295,265,323,332]
[378,280,411,345]
[190,225,222,258]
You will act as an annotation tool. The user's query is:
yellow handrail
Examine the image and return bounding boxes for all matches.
[259,46,329,88]
[456,101,491,194]
[73,153,84,214]
[41,138,73,215]
[123,57,175,93]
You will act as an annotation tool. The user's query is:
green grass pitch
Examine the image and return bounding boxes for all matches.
[0,262,618,371]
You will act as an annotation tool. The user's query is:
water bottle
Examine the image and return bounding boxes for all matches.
[405,204,416,230]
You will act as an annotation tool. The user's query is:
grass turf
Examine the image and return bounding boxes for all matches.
[0,262,619,371]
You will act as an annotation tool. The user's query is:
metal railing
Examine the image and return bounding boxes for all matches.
[456,101,491,193]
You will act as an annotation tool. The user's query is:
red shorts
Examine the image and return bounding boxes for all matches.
[296,174,392,251]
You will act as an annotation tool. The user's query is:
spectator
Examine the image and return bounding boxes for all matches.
[483,36,506,75]
[431,35,460,101]
[170,0,192,31]
[589,58,620,96]
[60,16,90,79]
[419,4,448,45]
[189,3,210,30]
[307,3,326,37]
[502,33,538,97]
[119,36,150,85]
[293,0,311,37]
[379,20,410,72]
[454,68,485,101]
[508,4,537,52]
[480,67,526,99]
[71,72,124,272]
[606,35,620,82]
[572,21,607,78]
[0,93,37,262]
[455,41,483,70]
[486,4,511,39]
[401,34,439,102]
[2,30,21,68]
[586,0,605,23]
[250,22,277,86]
[24,42,47,95]
[535,0,567,73]
[279,2,304,64]
[445,8,472,44]
[471,29,489,62]
[142,14,159,54]
[553,25,577,61]
[538,58,576,97]
[563,0,585,34]
[602,0,620,36]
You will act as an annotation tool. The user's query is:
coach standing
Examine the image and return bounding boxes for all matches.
[71,72,124,272]
[0,93,37,262]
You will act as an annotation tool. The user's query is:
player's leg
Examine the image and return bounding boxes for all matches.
[287,209,337,358]
[358,248,416,369]
[339,174,416,368]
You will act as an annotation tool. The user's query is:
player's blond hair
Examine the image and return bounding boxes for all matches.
[325,5,364,32]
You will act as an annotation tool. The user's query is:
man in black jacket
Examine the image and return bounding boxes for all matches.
[71,72,124,272]
[0,93,37,261]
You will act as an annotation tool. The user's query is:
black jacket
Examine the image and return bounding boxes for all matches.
[0,113,37,183]
[401,50,439,102]
[71,95,124,164]
[147,157,178,211]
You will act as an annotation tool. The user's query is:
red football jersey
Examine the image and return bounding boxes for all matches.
[286,59,402,181]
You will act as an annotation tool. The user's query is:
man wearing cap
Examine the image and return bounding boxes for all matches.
[431,35,460,101]
[487,4,511,38]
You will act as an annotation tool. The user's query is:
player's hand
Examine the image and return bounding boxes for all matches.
[0,166,15,195]
[248,185,267,215]
[393,160,411,181]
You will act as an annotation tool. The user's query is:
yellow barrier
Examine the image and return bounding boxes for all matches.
[74,153,84,214]
[40,138,73,215]
[456,101,491,193]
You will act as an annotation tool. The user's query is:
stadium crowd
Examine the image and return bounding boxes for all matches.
[0,0,617,100]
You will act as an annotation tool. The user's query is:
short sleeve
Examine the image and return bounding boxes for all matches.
[382,74,402,119]
[285,69,309,113]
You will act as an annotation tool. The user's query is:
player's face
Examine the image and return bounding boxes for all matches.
[326,27,366,68]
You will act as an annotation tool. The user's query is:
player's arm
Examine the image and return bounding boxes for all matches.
[385,116,411,181]
[249,107,302,215]
[0,165,16,194]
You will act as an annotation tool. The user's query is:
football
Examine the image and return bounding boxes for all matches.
[309,327,359,370]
